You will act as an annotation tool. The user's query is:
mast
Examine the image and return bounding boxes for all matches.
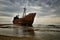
[23,7,26,17]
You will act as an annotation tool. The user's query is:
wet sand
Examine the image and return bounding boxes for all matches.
[0,24,60,40]
[0,32,60,40]
[0,35,35,40]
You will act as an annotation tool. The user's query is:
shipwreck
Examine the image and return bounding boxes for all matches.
[13,8,36,26]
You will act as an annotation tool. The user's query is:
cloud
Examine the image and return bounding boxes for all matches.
[0,0,60,18]
[0,0,60,24]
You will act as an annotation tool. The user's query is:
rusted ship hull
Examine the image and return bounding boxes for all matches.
[13,13,36,26]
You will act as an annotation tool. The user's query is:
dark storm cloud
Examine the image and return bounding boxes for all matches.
[27,0,60,17]
[0,0,60,17]
[49,0,60,17]
[0,0,24,17]
[37,0,60,17]
[47,0,60,8]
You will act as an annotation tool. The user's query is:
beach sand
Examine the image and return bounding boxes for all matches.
[0,35,36,40]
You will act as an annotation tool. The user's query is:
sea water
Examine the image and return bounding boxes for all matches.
[0,24,60,40]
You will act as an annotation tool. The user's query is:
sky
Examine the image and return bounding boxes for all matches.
[0,0,60,25]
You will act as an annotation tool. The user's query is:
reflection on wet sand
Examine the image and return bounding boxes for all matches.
[13,25,35,36]
[23,26,35,36]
